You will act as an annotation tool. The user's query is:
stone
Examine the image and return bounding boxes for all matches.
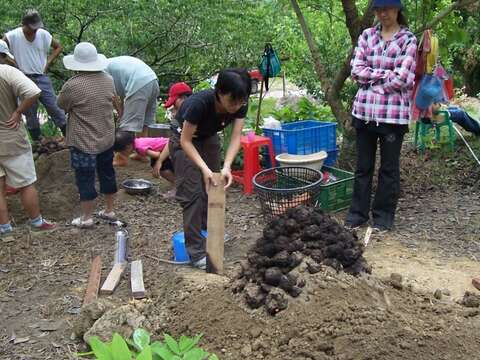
[390,273,403,290]
[83,304,148,343]
[433,289,443,300]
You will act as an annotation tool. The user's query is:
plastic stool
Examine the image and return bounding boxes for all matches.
[414,110,455,153]
[232,135,276,194]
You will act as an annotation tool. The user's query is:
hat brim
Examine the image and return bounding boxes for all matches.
[27,21,43,30]
[63,54,108,72]
[1,51,15,60]
[164,96,177,109]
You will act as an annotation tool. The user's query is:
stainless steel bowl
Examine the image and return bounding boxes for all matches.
[122,179,153,195]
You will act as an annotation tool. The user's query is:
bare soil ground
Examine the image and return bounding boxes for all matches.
[1,137,480,359]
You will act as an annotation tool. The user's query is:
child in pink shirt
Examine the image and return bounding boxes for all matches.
[114,131,175,197]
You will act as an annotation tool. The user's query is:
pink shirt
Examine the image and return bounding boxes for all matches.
[134,137,168,156]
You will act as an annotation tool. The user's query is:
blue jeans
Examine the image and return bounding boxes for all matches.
[25,74,66,131]
[70,147,117,201]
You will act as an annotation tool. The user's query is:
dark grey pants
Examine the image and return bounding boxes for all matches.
[346,127,405,229]
[169,135,221,262]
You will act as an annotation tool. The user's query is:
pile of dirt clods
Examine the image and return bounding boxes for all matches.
[232,206,370,315]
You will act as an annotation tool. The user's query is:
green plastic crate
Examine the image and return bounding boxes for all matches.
[316,166,354,212]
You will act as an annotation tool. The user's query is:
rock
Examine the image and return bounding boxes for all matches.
[249,326,262,338]
[72,299,115,338]
[240,344,252,357]
[306,261,321,274]
[390,273,403,290]
[244,284,266,309]
[83,304,148,343]
[265,288,288,315]
[460,291,480,308]
[433,289,443,300]
[441,288,451,297]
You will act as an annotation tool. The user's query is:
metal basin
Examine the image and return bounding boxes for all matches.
[122,179,153,195]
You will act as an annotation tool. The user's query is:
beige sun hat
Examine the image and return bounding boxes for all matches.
[0,40,14,60]
[63,42,107,71]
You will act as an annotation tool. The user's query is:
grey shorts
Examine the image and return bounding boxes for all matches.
[0,151,37,188]
[119,80,160,133]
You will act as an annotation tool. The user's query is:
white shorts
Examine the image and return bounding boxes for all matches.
[0,151,37,188]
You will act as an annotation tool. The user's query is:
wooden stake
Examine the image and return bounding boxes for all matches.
[130,260,146,299]
[83,256,102,306]
[363,226,373,247]
[100,262,127,295]
[206,173,225,274]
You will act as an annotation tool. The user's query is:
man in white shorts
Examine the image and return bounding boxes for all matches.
[105,56,159,165]
[0,44,56,234]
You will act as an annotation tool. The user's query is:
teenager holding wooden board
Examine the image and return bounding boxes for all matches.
[169,69,251,270]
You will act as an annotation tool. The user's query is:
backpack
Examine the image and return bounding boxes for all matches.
[259,43,281,91]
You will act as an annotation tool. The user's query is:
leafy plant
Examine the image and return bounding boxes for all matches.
[270,97,334,123]
[40,119,62,138]
[76,329,218,360]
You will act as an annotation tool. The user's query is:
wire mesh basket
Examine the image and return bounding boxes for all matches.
[253,166,322,220]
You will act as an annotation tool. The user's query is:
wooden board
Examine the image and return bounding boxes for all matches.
[206,173,225,274]
[99,262,127,295]
[130,260,146,299]
[83,256,102,306]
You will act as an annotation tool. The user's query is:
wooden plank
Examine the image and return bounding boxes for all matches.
[83,256,102,306]
[130,260,146,299]
[99,262,127,295]
[206,173,225,274]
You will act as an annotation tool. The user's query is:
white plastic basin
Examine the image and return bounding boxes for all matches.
[275,151,328,171]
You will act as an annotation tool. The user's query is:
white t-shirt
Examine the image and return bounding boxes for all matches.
[6,27,52,75]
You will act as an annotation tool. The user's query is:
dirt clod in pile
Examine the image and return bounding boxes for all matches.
[233,206,371,315]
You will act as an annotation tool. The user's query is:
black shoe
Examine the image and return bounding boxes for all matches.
[344,221,367,231]
[372,224,391,233]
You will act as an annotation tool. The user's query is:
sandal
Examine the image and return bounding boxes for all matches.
[71,217,94,229]
[97,210,117,221]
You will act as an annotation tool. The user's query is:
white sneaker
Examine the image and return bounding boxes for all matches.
[71,217,94,229]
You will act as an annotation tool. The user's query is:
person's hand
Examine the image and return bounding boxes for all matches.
[221,166,233,190]
[6,111,21,129]
[202,167,216,193]
[152,160,162,178]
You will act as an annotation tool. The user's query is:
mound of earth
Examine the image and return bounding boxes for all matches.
[231,206,370,314]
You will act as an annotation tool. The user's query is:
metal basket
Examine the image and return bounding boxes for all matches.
[253,166,322,220]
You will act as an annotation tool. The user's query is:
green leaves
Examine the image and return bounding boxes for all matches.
[77,330,217,360]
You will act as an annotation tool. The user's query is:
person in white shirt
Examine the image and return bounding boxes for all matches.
[3,9,66,141]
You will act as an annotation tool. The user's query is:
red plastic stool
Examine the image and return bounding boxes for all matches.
[232,135,276,194]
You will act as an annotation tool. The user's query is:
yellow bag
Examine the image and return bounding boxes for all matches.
[426,35,438,74]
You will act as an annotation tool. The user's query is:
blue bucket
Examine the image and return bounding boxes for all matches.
[171,230,208,262]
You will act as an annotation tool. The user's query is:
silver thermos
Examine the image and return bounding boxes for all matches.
[114,229,128,263]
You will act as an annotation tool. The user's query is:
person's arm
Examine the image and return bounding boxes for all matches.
[44,38,62,73]
[57,82,72,113]
[7,92,40,129]
[180,121,216,192]
[351,30,389,85]
[374,37,417,94]
[221,118,244,189]
[152,145,170,178]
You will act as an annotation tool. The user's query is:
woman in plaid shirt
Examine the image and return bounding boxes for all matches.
[345,0,417,232]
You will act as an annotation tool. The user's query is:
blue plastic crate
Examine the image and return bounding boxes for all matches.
[324,148,338,166]
[263,120,337,155]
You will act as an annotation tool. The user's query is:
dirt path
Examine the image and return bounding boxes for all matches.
[1,150,480,359]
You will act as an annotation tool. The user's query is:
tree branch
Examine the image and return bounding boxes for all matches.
[415,0,480,34]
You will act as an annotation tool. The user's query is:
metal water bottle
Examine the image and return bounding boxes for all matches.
[114,229,128,263]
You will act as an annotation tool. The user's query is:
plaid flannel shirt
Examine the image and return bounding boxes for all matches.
[351,25,417,125]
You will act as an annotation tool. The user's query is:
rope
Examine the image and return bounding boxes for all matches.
[452,124,480,166]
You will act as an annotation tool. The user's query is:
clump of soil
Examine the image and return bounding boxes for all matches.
[32,136,67,157]
[35,149,78,221]
[232,206,370,314]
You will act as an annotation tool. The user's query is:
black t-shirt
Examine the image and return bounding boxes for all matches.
[173,89,248,138]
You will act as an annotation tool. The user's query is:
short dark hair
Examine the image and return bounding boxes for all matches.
[114,130,135,152]
[215,68,252,102]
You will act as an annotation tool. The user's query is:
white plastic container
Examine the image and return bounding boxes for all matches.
[275,150,328,171]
